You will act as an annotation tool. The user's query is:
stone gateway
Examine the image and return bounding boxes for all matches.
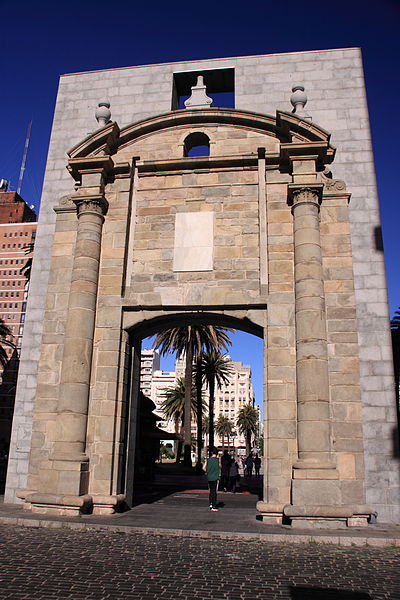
[5,49,399,526]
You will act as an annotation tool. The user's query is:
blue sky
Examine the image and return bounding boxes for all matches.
[1,0,398,408]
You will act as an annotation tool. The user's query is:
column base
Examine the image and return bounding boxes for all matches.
[16,491,128,516]
[283,504,373,529]
[256,502,285,524]
[92,494,127,515]
[24,493,93,516]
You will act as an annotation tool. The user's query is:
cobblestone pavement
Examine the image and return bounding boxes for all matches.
[0,525,399,600]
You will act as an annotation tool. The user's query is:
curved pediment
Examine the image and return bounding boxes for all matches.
[68,108,334,160]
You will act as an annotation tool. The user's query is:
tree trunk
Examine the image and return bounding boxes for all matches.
[175,419,183,463]
[208,377,215,452]
[246,431,251,456]
[195,357,203,473]
[183,344,193,467]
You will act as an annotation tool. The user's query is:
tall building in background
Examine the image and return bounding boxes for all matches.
[0,186,36,476]
[154,354,258,452]
[0,191,36,353]
[139,348,160,398]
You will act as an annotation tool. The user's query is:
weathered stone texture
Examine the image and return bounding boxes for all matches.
[5,49,398,524]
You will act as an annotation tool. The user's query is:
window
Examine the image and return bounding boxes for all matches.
[183,132,210,157]
[172,68,235,110]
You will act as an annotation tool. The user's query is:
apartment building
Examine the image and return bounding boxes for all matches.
[0,190,36,354]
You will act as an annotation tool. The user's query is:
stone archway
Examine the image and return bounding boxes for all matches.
[14,108,372,526]
[118,310,265,507]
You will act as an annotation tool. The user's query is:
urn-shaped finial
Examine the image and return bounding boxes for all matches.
[95,101,111,127]
[290,85,311,120]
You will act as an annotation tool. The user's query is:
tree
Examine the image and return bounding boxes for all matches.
[200,350,233,451]
[237,404,259,455]
[0,319,15,369]
[215,415,234,450]
[161,378,202,463]
[202,415,211,450]
[153,325,232,466]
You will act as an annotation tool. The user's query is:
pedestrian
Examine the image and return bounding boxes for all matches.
[254,454,261,477]
[228,455,239,492]
[245,453,254,477]
[204,447,220,511]
[220,449,231,492]
[236,455,244,477]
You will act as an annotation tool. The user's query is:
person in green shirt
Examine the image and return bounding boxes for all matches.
[204,447,220,511]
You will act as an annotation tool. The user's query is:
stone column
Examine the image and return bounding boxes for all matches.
[50,193,108,497]
[290,185,333,469]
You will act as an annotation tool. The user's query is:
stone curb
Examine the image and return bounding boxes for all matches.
[0,515,399,548]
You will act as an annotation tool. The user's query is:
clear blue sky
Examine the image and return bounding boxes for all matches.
[1,0,398,409]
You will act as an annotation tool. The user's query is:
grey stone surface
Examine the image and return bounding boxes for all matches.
[5,48,399,522]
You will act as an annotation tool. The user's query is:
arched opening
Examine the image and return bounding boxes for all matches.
[183,132,210,157]
[119,312,265,510]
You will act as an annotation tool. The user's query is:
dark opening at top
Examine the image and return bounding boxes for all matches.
[172,68,235,110]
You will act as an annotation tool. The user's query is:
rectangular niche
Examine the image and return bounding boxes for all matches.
[172,68,235,110]
[173,212,214,272]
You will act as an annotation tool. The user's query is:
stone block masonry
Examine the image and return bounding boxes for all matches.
[5,49,398,525]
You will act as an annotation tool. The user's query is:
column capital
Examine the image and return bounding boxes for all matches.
[288,184,324,210]
[73,194,109,219]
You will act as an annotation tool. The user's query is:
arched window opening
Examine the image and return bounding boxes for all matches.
[184,132,210,157]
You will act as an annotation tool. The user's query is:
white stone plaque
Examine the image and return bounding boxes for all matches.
[173,211,214,272]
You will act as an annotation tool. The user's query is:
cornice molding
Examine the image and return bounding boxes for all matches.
[67,109,334,161]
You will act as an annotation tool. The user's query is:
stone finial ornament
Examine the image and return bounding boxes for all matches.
[95,101,111,126]
[290,85,311,120]
[184,75,213,109]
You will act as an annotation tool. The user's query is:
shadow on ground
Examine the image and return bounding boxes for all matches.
[132,462,263,507]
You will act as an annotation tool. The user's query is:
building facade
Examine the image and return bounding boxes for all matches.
[5,49,399,525]
[139,348,160,398]
[0,189,36,472]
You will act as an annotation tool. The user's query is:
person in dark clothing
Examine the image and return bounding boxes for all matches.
[220,450,231,492]
[228,456,239,492]
[254,454,261,477]
[204,448,220,511]
[245,454,254,477]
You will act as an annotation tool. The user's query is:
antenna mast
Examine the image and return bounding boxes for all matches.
[17,121,32,195]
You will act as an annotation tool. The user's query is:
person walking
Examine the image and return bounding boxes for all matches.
[254,454,261,477]
[220,449,231,492]
[245,453,254,477]
[204,447,220,511]
[228,455,239,492]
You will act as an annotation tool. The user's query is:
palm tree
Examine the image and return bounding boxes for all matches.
[153,325,232,466]
[161,378,202,463]
[215,415,234,450]
[237,404,259,455]
[201,351,233,451]
[0,319,15,368]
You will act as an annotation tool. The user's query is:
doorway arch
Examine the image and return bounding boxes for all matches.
[120,309,265,506]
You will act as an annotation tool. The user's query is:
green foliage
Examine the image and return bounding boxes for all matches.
[215,415,234,448]
[153,324,233,466]
[160,377,201,423]
[160,445,175,459]
[237,404,259,455]
[200,350,233,449]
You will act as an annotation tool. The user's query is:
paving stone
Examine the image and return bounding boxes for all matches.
[0,525,399,599]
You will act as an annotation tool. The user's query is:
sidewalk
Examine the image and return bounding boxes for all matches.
[1,470,399,547]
